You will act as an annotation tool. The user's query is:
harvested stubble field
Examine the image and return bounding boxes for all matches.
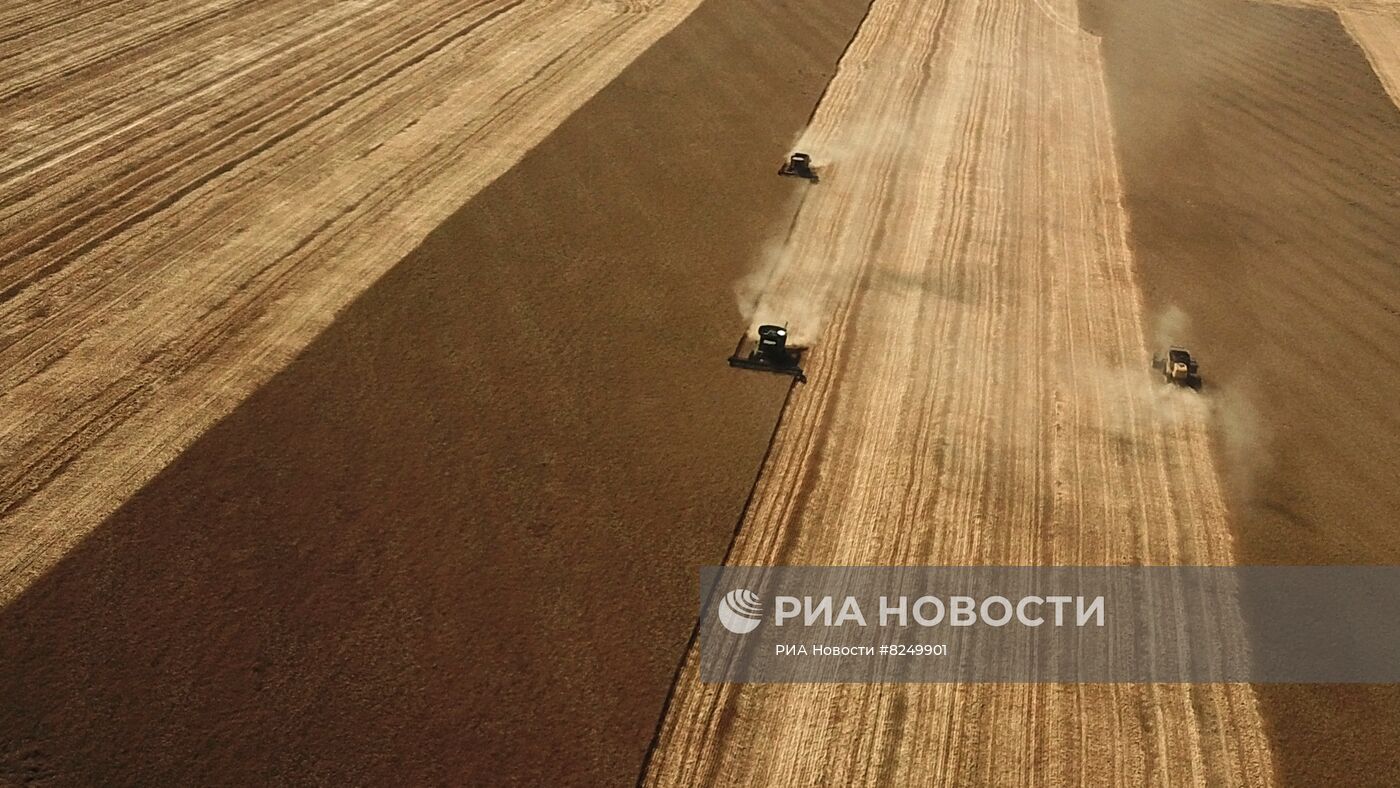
[3,0,1400,784]
[0,0,722,605]
[647,0,1273,782]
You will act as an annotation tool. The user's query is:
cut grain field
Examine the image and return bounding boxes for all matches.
[646,0,1275,783]
[644,0,1400,782]
[0,0,715,605]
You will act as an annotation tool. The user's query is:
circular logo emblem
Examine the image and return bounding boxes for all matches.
[718,588,763,634]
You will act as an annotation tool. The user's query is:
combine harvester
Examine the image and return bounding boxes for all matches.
[728,325,806,383]
[778,152,819,183]
[1153,346,1203,389]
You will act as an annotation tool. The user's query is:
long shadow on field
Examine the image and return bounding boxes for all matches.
[1084,0,1400,783]
[0,0,872,784]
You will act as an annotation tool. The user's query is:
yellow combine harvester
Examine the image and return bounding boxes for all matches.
[1152,346,1202,389]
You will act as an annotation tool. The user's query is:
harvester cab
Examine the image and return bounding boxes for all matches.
[778,152,819,183]
[727,324,807,383]
[1152,346,1202,389]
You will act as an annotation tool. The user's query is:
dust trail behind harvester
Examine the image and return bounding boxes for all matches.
[736,113,945,348]
[1153,303,1191,352]
[1146,304,1271,499]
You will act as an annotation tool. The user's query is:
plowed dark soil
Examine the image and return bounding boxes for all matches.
[1087,0,1400,783]
[0,0,870,783]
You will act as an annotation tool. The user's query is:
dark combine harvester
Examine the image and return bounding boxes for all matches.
[778,152,819,183]
[728,324,806,383]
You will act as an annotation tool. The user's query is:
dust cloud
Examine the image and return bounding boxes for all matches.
[1087,352,1270,501]
[1212,376,1269,500]
[1089,362,1211,434]
[1152,304,1190,352]
[733,122,925,346]
[731,171,828,346]
[733,190,819,342]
